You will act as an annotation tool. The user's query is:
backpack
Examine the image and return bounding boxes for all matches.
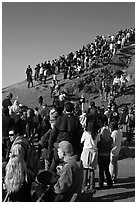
[13,139,40,179]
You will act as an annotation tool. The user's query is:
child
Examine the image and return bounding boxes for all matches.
[80,122,99,193]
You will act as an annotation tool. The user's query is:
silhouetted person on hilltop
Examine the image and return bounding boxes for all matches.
[26,65,32,81]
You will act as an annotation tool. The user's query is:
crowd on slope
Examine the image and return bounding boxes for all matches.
[2,27,135,202]
[2,89,135,201]
[26,28,135,86]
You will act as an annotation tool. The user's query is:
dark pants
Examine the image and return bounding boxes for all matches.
[44,76,47,84]
[98,155,112,188]
[28,81,33,88]
[7,181,32,202]
[2,138,11,161]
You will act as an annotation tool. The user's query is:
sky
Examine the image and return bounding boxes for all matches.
[2,1,135,88]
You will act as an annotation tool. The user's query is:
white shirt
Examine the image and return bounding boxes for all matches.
[39,67,44,75]
[111,130,122,156]
[44,69,47,76]
[81,131,99,151]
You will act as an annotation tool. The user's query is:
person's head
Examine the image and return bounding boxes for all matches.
[22,111,27,119]
[7,92,13,100]
[89,100,95,108]
[57,141,74,160]
[9,130,16,143]
[109,95,115,102]
[110,122,118,132]
[64,101,74,113]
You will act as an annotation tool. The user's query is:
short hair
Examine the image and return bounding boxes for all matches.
[110,122,118,131]
[58,141,73,156]
[64,101,74,112]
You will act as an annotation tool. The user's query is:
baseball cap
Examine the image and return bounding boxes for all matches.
[58,141,73,154]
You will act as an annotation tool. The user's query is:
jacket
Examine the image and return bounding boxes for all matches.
[48,113,82,153]
[54,155,83,201]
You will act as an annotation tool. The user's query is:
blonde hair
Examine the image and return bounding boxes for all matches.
[5,155,27,193]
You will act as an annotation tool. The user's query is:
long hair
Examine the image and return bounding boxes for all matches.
[4,155,27,193]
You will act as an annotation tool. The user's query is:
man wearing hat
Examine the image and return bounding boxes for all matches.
[39,141,83,202]
[47,101,82,172]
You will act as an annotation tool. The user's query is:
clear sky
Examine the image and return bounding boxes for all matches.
[2,1,135,88]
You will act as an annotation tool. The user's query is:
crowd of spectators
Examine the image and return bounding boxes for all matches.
[2,27,135,201]
[26,28,135,84]
[2,89,135,201]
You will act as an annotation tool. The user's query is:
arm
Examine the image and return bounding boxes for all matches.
[80,132,85,143]
[47,125,59,161]
[54,165,73,194]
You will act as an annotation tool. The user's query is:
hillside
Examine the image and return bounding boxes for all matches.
[2,44,135,111]
[2,44,135,202]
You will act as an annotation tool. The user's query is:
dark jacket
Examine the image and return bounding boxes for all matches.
[2,99,12,109]
[48,113,82,154]
[2,115,14,139]
[97,127,113,156]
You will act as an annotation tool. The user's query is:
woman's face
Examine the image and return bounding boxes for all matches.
[9,133,15,142]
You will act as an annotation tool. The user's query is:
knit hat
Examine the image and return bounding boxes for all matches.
[58,141,73,154]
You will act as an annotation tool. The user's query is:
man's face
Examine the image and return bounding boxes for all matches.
[9,133,15,142]
[57,148,64,160]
